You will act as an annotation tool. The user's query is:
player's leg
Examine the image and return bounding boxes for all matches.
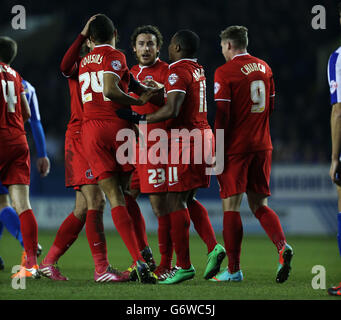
[39,190,87,280]
[159,190,195,285]
[210,193,244,282]
[210,153,247,282]
[186,190,226,279]
[9,184,40,279]
[98,174,155,283]
[336,185,341,257]
[149,192,172,280]
[247,150,293,283]
[82,183,129,283]
[247,191,292,283]
[0,192,24,248]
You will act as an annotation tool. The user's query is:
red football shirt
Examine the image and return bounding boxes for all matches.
[60,34,86,135]
[79,44,130,121]
[130,58,169,133]
[214,53,275,154]
[0,62,25,142]
[164,58,211,131]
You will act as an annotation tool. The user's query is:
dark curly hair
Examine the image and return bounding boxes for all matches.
[130,25,163,49]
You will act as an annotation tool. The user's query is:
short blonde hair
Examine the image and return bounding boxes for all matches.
[220,26,248,50]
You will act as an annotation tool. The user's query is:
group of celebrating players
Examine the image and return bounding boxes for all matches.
[0,14,294,286]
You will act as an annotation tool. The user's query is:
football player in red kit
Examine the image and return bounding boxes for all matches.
[117,30,225,284]
[128,26,225,282]
[79,14,156,283]
[39,15,129,283]
[0,37,40,279]
[210,26,293,283]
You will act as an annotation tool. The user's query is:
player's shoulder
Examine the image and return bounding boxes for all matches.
[22,79,35,93]
[156,59,169,70]
[130,64,140,74]
[0,62,22,79]
[328,46,341,67]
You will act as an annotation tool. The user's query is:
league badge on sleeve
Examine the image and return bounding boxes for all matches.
[330,80,338,94]
[168,73,178,86]
[214,82,221,95]
[111,60,122,71]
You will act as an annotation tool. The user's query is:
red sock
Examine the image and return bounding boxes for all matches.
[124,194,148,251]
[19,209,38,268]
[157,215,173,269]
[254,206,286,252]
[85,210,109,274]
[223,211,243,273]
[188,200,217,253]
[43,212,84,265]
[169,209,191,269]
[111,206,143,262]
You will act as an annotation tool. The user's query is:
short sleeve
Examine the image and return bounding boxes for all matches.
[328,51,341,105]
[103,50,128,80]
[165,66,190,95]
[214,68,231,102]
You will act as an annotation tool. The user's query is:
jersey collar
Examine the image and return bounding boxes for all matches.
[169,58,197,68]
[95,44,115,49]
[231,52,249,60]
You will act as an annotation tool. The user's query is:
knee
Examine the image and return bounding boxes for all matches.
[73,205,88,221]
[91,193,106,212]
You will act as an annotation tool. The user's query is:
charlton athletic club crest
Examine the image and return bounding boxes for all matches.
[86,169,94,180]
[168,73,178,86]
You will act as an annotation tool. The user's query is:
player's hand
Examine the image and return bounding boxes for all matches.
[116,108,146,123]
[330,159,341,186]
[142,79,164,91]
[136,89,157,106]
[37,157,51,177]
[81,14,99,37]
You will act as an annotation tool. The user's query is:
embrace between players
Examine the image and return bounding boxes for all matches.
[2,14,293,285]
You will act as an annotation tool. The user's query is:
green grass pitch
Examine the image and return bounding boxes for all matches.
[0,230,340,300]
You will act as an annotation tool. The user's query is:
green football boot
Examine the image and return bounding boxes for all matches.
[204,243,226,279]
[159,265,195,285]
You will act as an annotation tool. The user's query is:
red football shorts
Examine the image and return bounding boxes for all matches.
[131,139,168,193]
[82,119,134,180]
[65,132,97,188]
[167,129,214,192]
[0,135,30,186]
[217,150,272,198]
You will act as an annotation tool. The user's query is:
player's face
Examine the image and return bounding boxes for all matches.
[134,33,159,66]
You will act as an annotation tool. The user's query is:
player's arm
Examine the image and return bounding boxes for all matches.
[116,91,185,124]
[214,100,230,131]
[20,93,30,122]
[60,15,97,77]
[146,91,184,123]
[269,76,275,116]
[103,72,154,106]
[330,102,341,185]
[27,88,50,177]
[129,73,165,106]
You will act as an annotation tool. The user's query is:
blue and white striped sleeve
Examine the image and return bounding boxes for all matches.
[23,80,47,158]
[328,48,341,105]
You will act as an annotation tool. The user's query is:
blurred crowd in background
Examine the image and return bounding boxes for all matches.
[0,0,340,166]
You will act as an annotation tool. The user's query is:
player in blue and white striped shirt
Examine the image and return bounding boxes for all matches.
[0,79,50,270]
[327,3,341,296]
